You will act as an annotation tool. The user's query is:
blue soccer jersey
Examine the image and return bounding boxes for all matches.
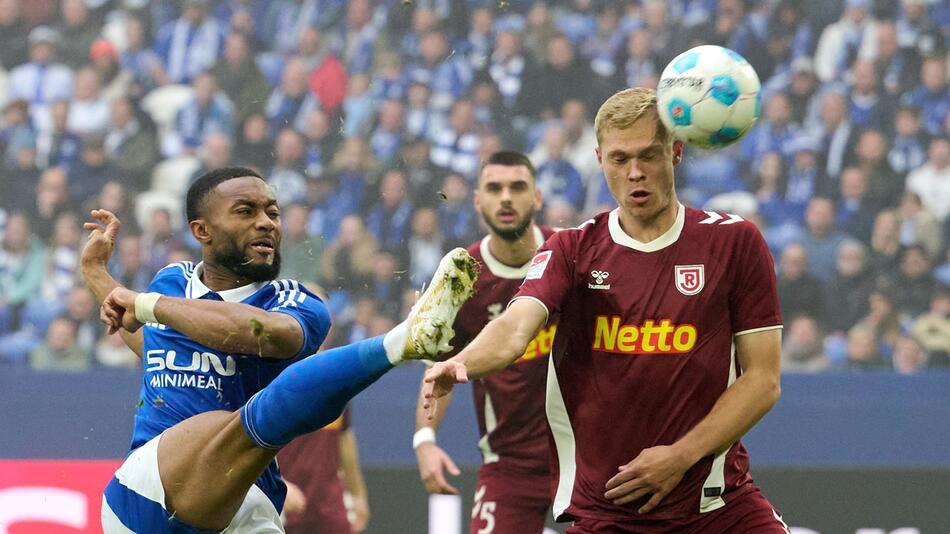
[129,261,330,511]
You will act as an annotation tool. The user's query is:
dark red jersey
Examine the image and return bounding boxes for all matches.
[513,206,782,522]
[277,412,351,534]
[450,225,557,474]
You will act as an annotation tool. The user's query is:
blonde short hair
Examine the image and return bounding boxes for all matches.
[594,87,671,146]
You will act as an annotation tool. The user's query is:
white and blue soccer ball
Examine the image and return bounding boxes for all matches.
[656,45,761,149]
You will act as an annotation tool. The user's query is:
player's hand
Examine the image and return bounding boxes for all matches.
[283,480,307,516]
[415,442,462,495]
[81,209,120,269]
[604,445,692,514]
[101,287,145,334]
[421,361,468,420]
[349,493,370,532]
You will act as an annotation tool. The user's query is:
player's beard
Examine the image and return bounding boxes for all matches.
[482,205,535,242]
[212,234,282,282]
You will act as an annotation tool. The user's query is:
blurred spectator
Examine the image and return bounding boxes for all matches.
[408,29,473,116]
[781,315,830,372]
[40,211,81,304]
[429,99,481,179]
[141,208,186,274]
[618,29,659,98]
[888,105,927,177]
[280,203,324,283]
[119,16,169,93]
[235,113,273,171]
[167,72,235,156]
[469,74,508,137]
[106,97,159,191]
[193,132,233,181]
[262,0,343,55]
[488,29,539,118]
[532,34,598,119]
[268,128,307,205]
[320,215,377,294]
[855,284,903,359]
[366,169,414,257]
[3,144,41,219]
[111,233,151,292]
[92,181,134,233]
[775,58,820,127]
[868,209,903,280]
[342,73,376,138]
[892,334,929,374]
[893,244,936,318]
[327,0,377,75]
[67,67,111,137]
[29,316,90,372]
[853,129,902,210]
[56,0,98,70]
[751,151,792,226]
[836,166,876,243]
[367,252,404,320]
[36,100,80,170]
[812,90,857,179]
[640,0,677,67]
[266,58,319,136]
[897,191,942,260]
[905,136,950,222]
[740,92,798,170]
[327,137,376,223]
[1,99,36,170]
[847,60,896,132]
[212,32,269,124]
[301,109,339,180]
[154,0,226,85]
[777,242,824,321]
[95,329,139,368]
[7,26,73,131]
[90,39,133,103]
[0,0,30,69]
[31,167,70,241]
[459,6,494,72]
[369,99,405,164]
[69,138,118,209]
[785,138,829,220]
[912,287,950,367]
[0,213,46,334]
[405,82,434,139]
[534,125,584,210]
[813,0,874,84]
[544,198,579,228]
[900,56,950,137]
[370,50,407,103]
[823,239,873,334]
[799,197,848,281]
[407,207,442,289]
[438,173,478,251]
[302,26,347,116]
[859,21,910,96]
[845,324,889,370]
[398,136,443,208]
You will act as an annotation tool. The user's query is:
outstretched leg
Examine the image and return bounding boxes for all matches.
[155,249,478,530]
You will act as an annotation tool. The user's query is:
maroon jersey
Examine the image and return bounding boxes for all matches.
[277,412,351,534]
[514,206,782,522]
[450,225,557,474]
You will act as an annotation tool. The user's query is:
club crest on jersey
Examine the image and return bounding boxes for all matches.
[675,264,704,296]
[589,270,610,290]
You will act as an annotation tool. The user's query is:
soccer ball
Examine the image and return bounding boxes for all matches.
[656,45,761,149]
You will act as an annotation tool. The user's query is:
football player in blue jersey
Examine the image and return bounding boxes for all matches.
[80,167,477,533]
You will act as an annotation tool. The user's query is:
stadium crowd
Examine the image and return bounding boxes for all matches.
[0,0,948,374]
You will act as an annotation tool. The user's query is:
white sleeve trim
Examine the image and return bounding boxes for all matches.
[507,296,550,324]
[734,324,784,337]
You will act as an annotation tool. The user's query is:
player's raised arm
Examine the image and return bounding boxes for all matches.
[422,298,547,416]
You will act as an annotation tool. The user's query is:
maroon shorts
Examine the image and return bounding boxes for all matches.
[565,487,789,534]
[470,462,551,534]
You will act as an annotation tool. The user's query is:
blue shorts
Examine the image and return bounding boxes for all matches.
[101,433,284,533]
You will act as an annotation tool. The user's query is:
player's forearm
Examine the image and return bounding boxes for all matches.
[81,264,121,304]
[152,297,300,358]
[451,316,534,380]
[671,369,780,466]
[339,429,368,499]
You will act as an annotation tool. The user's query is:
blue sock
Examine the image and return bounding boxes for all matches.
[240,336,393,449]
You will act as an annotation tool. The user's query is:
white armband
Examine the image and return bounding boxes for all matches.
[134,292,162,324]
[412,427,437,449]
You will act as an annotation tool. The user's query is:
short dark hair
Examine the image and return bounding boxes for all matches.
[186,166,264,222]
[479,150,536,179]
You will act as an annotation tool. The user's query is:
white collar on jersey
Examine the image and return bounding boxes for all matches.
[479,225,545,280]
[608,203,685,253]
[186,261,268,302]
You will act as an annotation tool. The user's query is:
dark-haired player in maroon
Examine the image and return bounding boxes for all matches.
[413,150,557,533]
[423,88,790,533]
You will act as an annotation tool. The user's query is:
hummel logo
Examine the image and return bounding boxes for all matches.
[589,270,611,290]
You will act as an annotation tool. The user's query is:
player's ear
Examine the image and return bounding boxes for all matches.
[190,219,212,245]
[595,146,602,166]
[672,140,684,165]
[473,188,481,211]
